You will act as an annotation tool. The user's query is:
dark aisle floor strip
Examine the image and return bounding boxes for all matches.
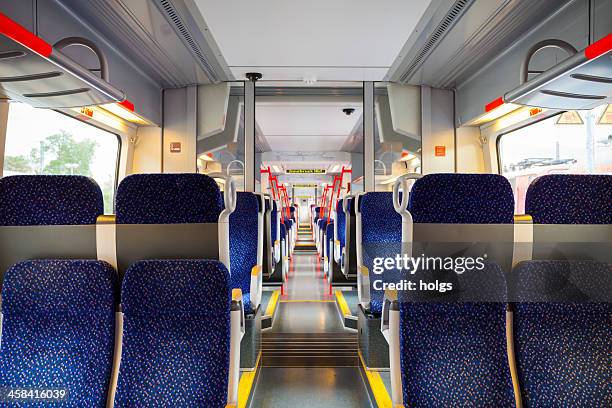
[262,333,358,367]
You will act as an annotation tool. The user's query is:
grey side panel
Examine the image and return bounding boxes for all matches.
[532,224,612,262]
[116,223,219,278]
[0,225,97,285]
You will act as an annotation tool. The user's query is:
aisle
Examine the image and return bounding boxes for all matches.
[250,228,374,407]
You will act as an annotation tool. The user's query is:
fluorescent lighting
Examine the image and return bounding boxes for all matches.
[100,100,152,126]
[468,102,521,126]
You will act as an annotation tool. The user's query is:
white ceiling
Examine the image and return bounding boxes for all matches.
[256,102,362,152]
[192,0,433,81]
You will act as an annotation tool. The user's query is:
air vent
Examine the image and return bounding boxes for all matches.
[157,0,219,81]
[399,0,472,83]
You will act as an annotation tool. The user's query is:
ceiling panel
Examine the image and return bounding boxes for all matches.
[192,0,433,81]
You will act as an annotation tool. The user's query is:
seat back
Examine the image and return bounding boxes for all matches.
[525,174,612,224]
[515,175,612,407]
[113,173,227,276]
[115,260,231,407]
[335,199,346,252]
[116,173,223,224]
[398,174,516,406]
[229,192,259,312]
[0,175,104,284]
[409,173,515,224]
[0,260,118,407]
[399,263,514,406]
[510,260,611,407]
[0,175,103,226]
[359,192,401,313]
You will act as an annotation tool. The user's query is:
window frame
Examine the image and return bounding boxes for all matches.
[495,111,565,175]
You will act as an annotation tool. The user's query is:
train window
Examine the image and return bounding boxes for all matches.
[3,102,120,213]
[374,83,421,191]
[498,104,612,213]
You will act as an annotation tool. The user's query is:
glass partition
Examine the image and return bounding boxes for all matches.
[197,82,245,191]
[374,82,422,191]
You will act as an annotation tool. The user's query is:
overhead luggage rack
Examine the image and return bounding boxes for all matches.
[0,12,125,109]
[504,34,612,110]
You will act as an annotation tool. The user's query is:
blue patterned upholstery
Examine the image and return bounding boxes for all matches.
[280,223,286,240]
[0,260,117,407]
[230,192,259,314]
[116,173,223,224]
[525,175,612,224]
[336,199,346,250]
[510,260,611,407]
[409,173,515,223]
[360,193,402,313]
[325,222,334,260]
[271,201,278,243]
[115,260,231,407]
[0,175,103,226]
[399,264,514,407]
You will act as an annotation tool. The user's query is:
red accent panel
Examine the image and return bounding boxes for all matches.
[485,97,504,113]
[0,12,52,57]
[119,99,135,112]
[585,33,612,60]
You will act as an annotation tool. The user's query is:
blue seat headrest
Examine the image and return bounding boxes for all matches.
[525,175,612,224]
[116,173,223,224]
[0,175,103,226]
[409,173,514,224]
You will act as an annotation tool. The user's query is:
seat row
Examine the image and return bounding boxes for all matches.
[355,173,610,407]
[1,258,235,407]
[0,172,291,406]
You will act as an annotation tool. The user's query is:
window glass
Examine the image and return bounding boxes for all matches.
[499,104,612,213]
[3,102,120,213]
[374,83,422,191]
[197,82,245,191]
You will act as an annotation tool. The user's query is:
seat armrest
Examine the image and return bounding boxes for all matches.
[250,265,263,310]
[381,289,403,407]
[227,289,245,406]
[357,266,371,308]
[381,289,398,343]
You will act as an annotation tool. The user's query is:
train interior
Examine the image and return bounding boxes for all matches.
[0,0,610,407]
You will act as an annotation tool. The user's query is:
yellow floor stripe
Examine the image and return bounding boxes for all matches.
[264,290,280,317]
[237,352,261,408]
[359,351,395,408]
[335,290,352,317]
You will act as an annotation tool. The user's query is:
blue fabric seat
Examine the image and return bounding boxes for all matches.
[513,174,612,407]
[114,260,231,407]
[525,174,612,224]
[0,175,103,225]
[399,173,516,407]
[408,173,515,224]
[510,260,611,407]
[359,192,402,313]
[399,264,514,407]
[0,260,118,407]
[115,173,223,224]
[229,192,259,314]
[325,221,335,260]
[336,199,346,254]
